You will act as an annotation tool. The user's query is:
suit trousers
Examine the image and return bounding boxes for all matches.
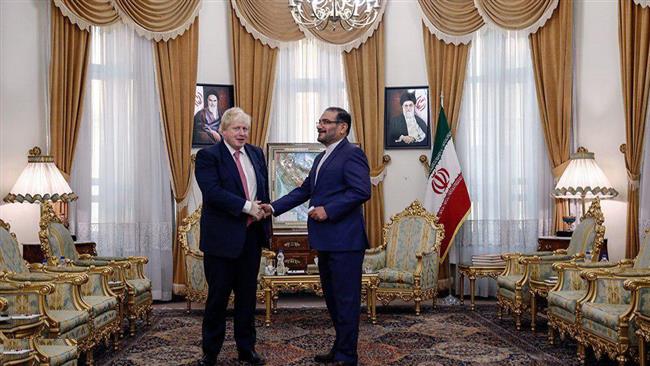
[202,225,262,356]
[318,250,365,364]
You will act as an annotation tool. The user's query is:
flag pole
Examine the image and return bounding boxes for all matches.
[438,90,461,307]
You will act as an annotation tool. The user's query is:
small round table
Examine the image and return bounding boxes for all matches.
[457,262,505,310]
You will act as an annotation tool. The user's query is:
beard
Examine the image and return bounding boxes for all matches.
[404,110,415,119]
[208,105,219,117]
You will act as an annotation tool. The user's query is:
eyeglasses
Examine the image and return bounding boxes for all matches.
[316,119,340,125]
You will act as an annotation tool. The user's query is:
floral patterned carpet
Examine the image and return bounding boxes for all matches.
[95,303,596,366]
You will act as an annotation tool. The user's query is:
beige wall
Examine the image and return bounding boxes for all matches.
[0,0,630,259]
[0,0,49,243]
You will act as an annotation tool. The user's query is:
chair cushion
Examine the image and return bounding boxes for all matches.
[497,275,522,292]
[7,272,55,282]
[378,282,413,290]
[498,287,530,303]
[581,302,630,329]
[548,290,585,313]
[47,310,90,334]
[581,317,637,344]
[128,279,152,296]
[58,323,90,342]
[35,339,78,366]
[83,296,118,316]
[72,259,111,267]
[93,256,130,262]
[549,305,576,323]
[93,309,118,330]
[378,268,414,285]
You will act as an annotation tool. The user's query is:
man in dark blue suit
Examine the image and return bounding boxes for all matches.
[195,107,271,366]
[263,107,371,366]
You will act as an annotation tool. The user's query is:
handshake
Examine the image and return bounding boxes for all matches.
[249,201,274,221]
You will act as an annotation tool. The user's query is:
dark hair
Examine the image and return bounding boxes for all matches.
[325,106,352,136]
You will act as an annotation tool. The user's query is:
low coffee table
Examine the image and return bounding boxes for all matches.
[458,262,505,310]
[260,273,379,326]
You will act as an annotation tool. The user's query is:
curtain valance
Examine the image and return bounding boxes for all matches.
[230,0,386,52]
[417,0,558,44]
[52,0,201,41]
[634,0,650,7]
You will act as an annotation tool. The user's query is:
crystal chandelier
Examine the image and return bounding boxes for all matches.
[289,0,381,31]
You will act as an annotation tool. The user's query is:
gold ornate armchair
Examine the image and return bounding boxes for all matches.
[628,265,650,366]
[0,219,120,365]
[362,201,443,315]
[496,198,605,330]
[0,294,79,366]
[39,202,152,336]
[568,229,650,365]
[178,205,275,312]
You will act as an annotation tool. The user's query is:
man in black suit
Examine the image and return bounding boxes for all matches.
[388,91,428,147]
[194,107,271,366]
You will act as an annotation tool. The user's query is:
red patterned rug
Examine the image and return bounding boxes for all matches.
[94,303,604,365]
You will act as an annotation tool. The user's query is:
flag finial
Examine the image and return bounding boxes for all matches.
[440,91,444,109]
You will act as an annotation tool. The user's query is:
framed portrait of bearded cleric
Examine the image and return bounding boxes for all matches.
[267,143,325,232]
[192,84,234,148]
[384,86,431,150]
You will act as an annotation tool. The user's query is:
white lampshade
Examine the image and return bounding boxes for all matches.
[3,147,77,204]
[553,147,618,199]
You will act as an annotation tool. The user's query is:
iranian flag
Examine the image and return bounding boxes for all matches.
[423,107,471,261]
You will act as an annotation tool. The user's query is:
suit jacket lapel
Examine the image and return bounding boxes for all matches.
[314,138,348,190]
[219,141,246,198]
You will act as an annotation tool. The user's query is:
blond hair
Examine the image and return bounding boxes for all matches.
[219,107,251,132]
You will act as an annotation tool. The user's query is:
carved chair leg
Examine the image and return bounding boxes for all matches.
[497,305,503,320]
[129,314,137,337]
[86,350,95,366]
[577,343,586,364]
[530,294,537,332]
[616,354,627,366]
[548,326,555,345]
[113,331,120,351]
[640,336,647,366]
[515,311,522,331]
[146,308,152,326]
[415,300,421,316]
[187,299,192,314]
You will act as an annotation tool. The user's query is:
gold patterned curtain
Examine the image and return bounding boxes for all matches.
[231,0,385,51]
[49,4,91,180]
[422,25,471,136]
[529,0,573,233]
[155,21,200,294]
[619,0,650,258]
[53,0,200,40]
[343,23,385,248]
[231,8,278,147]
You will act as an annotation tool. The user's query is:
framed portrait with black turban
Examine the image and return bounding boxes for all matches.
[192,84,234,148]
[384,86,430,149]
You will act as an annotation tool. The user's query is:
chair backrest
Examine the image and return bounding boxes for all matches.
[178,206,202,254]
[39,202,79,263]
[383,201,444,272]
[0,219,28,273]
[566,198,605,261]
[634,228,650,269]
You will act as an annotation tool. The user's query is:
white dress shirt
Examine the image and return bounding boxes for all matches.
[224,141,257,213]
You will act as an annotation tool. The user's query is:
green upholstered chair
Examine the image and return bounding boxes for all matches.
[624,274,650,366]
[0,218,119,365]
[39,202,152,336]
[178,205,275,313]
[362,201,443,315]
[568,229,650,365]
[1,295,79,366]
[496,198,605,330]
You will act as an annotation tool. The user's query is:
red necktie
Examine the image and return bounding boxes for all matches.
[234,150,253,226]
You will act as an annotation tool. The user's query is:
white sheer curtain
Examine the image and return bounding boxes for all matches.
[70,24,173,301]
[640,108,650,236]
[452,26,554,297]
[269,38,349,143]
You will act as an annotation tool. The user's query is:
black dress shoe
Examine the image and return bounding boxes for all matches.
[197,353,216,366]
[314,351,336,363]
[238,350,266,365]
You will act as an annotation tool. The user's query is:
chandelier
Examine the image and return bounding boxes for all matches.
[289,0,381,31]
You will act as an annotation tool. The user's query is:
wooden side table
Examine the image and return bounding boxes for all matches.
[457,263,505,310]
[538,236,609,260]
[22,242,97,263]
